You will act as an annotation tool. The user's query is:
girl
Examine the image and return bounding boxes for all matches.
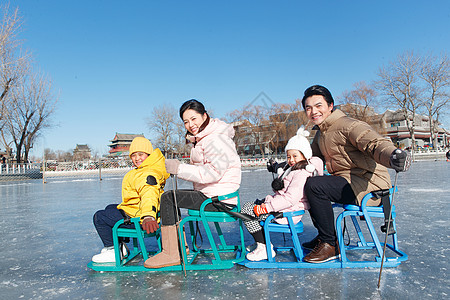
[242,127,323,261]
[143,99,241,268]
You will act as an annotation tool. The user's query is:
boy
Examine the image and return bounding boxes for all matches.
[92,137,169,263]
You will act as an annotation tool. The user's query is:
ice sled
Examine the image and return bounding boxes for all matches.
[87,187,408,272]
[241,187,408,269]
[87,190,246,272]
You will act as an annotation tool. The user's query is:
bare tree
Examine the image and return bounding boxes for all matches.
[0,4,29,155]
[146,104,178,156]
[90,148,101,160]
[1,4,56,163]
[267,103,289,155]
[56,149,72,162]
[340,81,378,118]
[227,99,311,156]
[22,72,57,161]
[173,120,190,158]
[288,98,311,133]
[0,127,13,156]
[228,104,271,158]
[3,71,57,162]
[43,148,56,161]
[226,110,247,155]
[376,51,423,154]
[420,53,450,149]
[339,81,385,134]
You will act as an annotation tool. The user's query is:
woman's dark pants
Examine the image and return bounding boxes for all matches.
[160,189,220,226]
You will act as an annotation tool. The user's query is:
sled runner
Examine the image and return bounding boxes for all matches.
[241,187,408,269]
[87,217,162,271]
[88,188,408,271]
[88,190,246,272]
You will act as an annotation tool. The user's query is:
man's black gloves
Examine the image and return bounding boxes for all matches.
[389,149,411,172]
[267,158,278,173]
[267,158,287,173]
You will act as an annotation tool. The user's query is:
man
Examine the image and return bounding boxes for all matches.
[300,85,410,263]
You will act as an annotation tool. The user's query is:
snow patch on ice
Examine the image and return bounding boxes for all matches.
[241,168,266,173]
[161,281,175,289]
[1,280,18,287]
[408,188,449,193]
[0,182,33,187]
[42,287,71,297]
[50,178,97,184]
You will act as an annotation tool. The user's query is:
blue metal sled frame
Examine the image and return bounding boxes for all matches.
[241,187,408,269]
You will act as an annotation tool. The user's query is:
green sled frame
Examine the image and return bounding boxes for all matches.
[88,190,246,272]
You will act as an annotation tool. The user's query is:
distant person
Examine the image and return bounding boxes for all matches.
[143,99,241,269]
[242,127,323,261]
[300,85,411,263]
[91,137,170,263]
[446,149,450,162]
[1,155,5,166]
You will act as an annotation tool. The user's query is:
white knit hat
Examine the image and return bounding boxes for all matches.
[285,126,315,173]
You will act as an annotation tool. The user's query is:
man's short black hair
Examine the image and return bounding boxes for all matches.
[301,85,335,109]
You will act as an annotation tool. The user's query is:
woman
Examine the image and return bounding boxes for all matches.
[144,99,241,268]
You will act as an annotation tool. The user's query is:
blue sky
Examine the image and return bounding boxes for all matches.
[7,0,450,157]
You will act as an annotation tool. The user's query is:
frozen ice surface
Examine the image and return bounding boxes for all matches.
[0,161,449,299]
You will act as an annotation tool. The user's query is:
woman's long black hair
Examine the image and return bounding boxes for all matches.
[179,99,210,143]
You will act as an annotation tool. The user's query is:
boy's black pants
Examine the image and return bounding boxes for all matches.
[93,204,134,247]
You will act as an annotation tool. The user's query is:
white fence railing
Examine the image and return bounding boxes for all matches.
[0,163,42,179]
[0,149,448,182]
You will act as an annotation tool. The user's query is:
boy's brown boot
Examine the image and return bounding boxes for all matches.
[144,225,180,268]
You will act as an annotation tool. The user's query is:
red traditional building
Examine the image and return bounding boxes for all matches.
[108,133,145,158]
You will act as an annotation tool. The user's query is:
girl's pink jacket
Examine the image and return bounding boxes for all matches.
[264,156,323,224]
[177,118,241,204]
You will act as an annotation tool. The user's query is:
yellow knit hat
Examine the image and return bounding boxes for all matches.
[129,137,153,158]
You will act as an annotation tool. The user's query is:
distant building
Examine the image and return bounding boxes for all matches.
[108,133,144,158]
[232,111,310,156]
[0,148,12,162]
[382,109,450,149]
[73,144,91,161]
[232,106,449,156]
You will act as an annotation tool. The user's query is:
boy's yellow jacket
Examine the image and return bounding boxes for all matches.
[117,148,170,221]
